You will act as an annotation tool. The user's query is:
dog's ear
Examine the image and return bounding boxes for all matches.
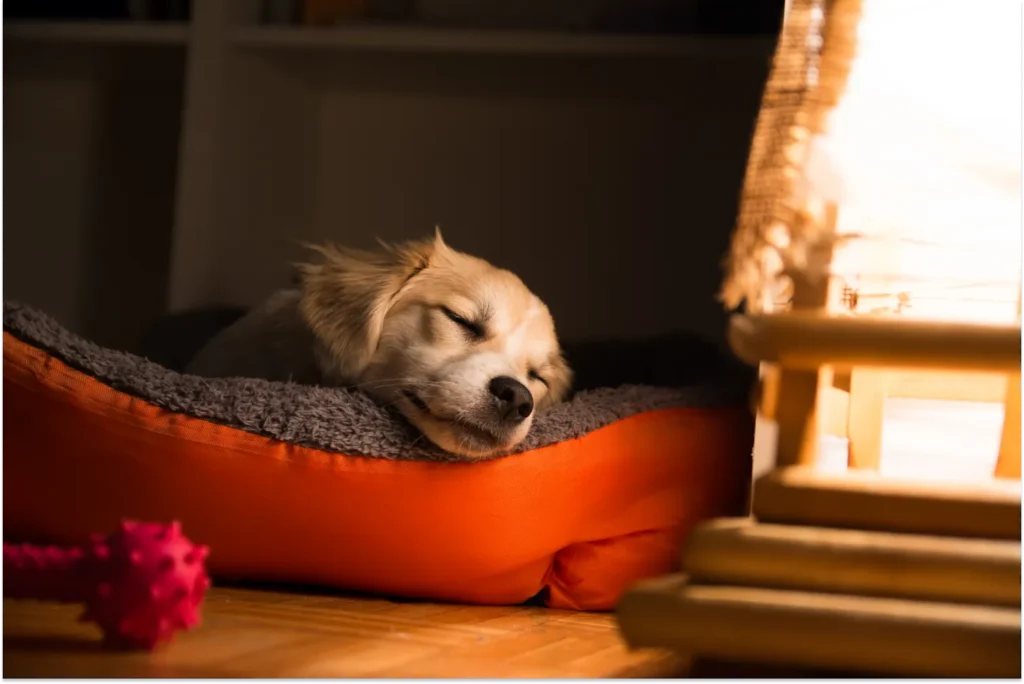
[539,352,574,409]
[431,225,449,252]
[297,236,439,381]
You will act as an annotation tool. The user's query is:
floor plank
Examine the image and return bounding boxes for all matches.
[3,586,688,678]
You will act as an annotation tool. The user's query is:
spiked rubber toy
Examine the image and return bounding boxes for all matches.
[3,520,210,650]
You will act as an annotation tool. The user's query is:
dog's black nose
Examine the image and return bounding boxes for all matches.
[489,376,534,423]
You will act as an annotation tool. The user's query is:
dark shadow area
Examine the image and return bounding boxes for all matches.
[5,0,781,36]
[2,635,104,655]
[135,304,756,396]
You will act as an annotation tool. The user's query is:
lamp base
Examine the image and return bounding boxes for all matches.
[617,507,1022,678]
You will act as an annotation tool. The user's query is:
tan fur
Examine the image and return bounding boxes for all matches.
[188,230,571,459]
[297,238,434,383]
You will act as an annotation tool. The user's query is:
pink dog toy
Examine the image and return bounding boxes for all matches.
[3,520,210,650]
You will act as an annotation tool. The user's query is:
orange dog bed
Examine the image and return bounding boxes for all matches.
[3,302,753,610]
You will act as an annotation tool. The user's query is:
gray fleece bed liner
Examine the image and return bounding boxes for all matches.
[4,301,748,462]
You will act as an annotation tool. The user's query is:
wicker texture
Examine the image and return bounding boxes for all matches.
[721,0,862,311]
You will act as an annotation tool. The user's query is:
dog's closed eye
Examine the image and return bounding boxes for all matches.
[441,306,485,340]
[528,369,549,388]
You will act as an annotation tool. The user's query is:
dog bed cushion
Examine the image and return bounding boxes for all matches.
[3,301,753,610]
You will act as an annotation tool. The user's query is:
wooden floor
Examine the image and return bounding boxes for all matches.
[3,585,688,678]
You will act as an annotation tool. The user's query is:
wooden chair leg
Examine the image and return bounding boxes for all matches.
[759,205,841,470]
[847,369,888,470]
[994,374,1020,480]
[773,368,831,467]
[995,293,1021,480]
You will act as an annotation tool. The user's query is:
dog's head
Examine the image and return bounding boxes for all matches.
[298,230,571,458]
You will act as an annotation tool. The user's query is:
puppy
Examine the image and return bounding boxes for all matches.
[186,231,572,458]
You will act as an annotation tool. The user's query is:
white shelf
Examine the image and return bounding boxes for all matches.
[230,25,776,58]
[3,21,189,45]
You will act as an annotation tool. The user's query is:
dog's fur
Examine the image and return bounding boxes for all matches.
[187,231,571,458]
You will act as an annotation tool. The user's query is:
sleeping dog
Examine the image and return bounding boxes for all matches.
[187,231,572,459]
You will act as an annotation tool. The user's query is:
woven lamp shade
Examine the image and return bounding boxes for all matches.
[721,0,1022,321]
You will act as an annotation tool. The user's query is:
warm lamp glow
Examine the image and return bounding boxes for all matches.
[882,397,1005,482]
[803,0,1021,480]
[804,0,1021,324]
[734,0,1022,482]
